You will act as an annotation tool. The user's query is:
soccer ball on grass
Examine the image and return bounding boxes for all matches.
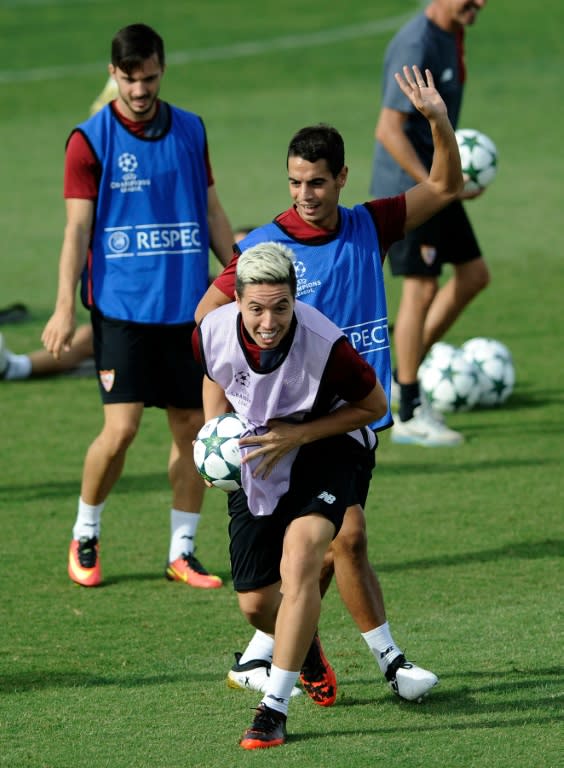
[193,413,248,491]
[419,344,481,413]
[455,128,498,192]
[461,337,515,407]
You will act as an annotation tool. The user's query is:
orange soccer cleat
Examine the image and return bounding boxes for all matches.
[68,537,102,587]
[165,552,223,589]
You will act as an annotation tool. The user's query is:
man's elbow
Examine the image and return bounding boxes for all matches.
[194,299,209,324]
[370,389,389,422]
[375,402,388,421]
[435,173,464,206]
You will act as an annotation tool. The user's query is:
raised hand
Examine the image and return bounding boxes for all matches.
[394,65,448,121]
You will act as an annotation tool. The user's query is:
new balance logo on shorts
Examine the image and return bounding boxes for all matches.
[317,491,336,505]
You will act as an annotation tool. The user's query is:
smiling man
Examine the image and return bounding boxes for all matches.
[196,65,461,709]
[42,23,234,590]
[196,241,387,748]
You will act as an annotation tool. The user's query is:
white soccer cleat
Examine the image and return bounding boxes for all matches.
[391,404,463,447]
[227,653,302,697]
[386,655,439,702]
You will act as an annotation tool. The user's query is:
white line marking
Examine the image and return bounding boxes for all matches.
[0,13,414,84]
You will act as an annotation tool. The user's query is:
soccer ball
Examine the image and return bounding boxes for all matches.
[461,337,515,407]
[193,413,248,492]
[422,341,458,365]
[455,128,498,192]
[419,345,481,413]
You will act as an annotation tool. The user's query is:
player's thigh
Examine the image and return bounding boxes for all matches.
[399,274,438,312]
[280,514,335,587]
[237,582,281,622]
[101,401,144,446]
[452,256,490,295]
[167,405,204,445]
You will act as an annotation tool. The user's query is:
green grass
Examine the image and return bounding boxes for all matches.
[0,1,563,766]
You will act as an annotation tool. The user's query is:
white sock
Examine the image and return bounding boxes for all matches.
[73,498,104,540]
[3,353,32,380]
[361,622,402,674]
[261,664,299,716]
[239,630,274,665]
[169,509,200,562]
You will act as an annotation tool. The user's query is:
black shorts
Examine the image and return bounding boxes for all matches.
[91,309,203,409]
[388,200,482,277]
[227,434,376,591]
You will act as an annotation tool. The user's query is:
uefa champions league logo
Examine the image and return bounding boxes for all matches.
[107,230,130,254]
[293,260,306,279]
[111,152,150,193]
[234,371,250,387]
[118,152,138,175]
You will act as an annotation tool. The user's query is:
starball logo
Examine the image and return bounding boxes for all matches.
[293,258,321,298]
[110,152,151,194]
[118,153,138,173]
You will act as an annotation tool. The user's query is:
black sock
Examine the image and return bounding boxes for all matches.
[399,382,421,422]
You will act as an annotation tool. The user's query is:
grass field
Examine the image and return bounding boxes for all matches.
[0,1,562,766]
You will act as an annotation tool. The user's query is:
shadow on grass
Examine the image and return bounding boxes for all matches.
[2,455,562,502]
[0,472,189,502]
[341,666,563,704]
[372,537,562,573]
[100,569,232,587]
[318,668,564,738]
[77,571,167,587]
[494,383,564,410]
[0,670,196,694]
[292,710,562,741]
[379,455,562,475]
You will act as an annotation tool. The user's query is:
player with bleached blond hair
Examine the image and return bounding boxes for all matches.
[196,63,461,709]
[196,241,387,748]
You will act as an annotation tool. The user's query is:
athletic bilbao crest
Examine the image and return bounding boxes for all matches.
[99,369,115,392]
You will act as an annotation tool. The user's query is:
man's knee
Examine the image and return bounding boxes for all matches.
[237,590,278,633]
[331,524,368,561]
[458,258,491,297]
[100,420,139,455]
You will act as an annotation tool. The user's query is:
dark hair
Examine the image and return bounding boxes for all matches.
[286,124,345,178]
[111,24,165,75]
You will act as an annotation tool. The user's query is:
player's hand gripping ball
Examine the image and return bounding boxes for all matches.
[193,413,248,492]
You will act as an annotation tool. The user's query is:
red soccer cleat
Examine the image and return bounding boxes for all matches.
[240,704,287,750]
[299,632,337,706]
